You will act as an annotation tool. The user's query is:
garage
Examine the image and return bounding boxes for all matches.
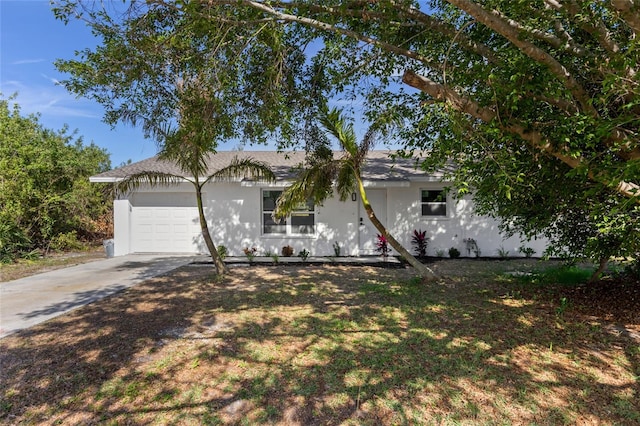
[130,192,202,253]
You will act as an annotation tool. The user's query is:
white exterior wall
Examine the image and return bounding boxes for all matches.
[113,199,132,256]
[384,181,547,258]
[204,182,360,256]
[113,180,547,257]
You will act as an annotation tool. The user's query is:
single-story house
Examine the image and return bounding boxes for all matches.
[90,150,547,257]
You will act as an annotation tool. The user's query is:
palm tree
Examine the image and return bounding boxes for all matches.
[275,107,437,280]
[116,72,276,276]
[117,151,275,276]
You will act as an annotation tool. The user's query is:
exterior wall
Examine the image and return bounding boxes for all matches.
[384,181,547,258]
[113,199,132,256]
[114,180,547,257]
[204,182,360,257]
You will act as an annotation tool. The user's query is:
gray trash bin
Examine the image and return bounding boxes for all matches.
[103,239,114,258]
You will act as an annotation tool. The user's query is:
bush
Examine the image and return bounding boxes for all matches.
[282,245,294,257]
[0,221,33,263]
[50,231,84,252]
[376,234,390,257]
[298,249,310,262]
[519,246,536,258]
[243,246,257,262]
[448,247,461,258]
[411,229,428,258]
[217,245,228,259]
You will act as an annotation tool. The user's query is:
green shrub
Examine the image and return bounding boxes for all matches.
[519,246,536,258]
[50,231,84,252]
[448,247,461,258]
[217,245,228,259]
[0,221,33,263]
[298,248,310,262]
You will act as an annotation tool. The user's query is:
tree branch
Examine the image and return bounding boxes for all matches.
[402,69,639,199]
[239,0,442,69]
[447,0,597,116]
[611,0,640,38]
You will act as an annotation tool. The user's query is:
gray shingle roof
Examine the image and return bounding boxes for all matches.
[91,150,445,182]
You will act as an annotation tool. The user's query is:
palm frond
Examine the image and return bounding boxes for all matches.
[203,156,276,185]
[116,171,191,195]
[274,163,337,219]
[319,107,358,157]
[335,163,357,201]
[159,133,211,178]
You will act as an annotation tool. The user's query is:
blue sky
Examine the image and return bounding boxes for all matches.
[0,0,260,167]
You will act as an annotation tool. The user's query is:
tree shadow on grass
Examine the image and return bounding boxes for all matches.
[0,264,638,424]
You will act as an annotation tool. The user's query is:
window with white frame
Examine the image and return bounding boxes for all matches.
[421,189,447,217]
[262,190,315,235]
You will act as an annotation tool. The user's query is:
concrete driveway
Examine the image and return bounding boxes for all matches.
[0,254,198,339]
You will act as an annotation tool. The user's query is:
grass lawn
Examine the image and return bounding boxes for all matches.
[1,260,638,424]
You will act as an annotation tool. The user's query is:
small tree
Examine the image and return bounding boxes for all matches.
[117,154,275,276]
[274,106,437,280]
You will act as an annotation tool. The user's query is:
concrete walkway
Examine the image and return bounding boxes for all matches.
[0,254,197,339]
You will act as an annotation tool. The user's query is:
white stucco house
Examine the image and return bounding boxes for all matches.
[90,150,547,258]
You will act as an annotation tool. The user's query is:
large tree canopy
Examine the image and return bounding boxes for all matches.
[54,0,639,262]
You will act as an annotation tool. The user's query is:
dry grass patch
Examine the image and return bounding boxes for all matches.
[0,248,105,282]
[1,261,638,425]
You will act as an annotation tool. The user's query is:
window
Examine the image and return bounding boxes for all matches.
[262,190,315,235]
[421,189,447,216]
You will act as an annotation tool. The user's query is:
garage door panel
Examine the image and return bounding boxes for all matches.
[137,208,153,219]
[131,201,202,253]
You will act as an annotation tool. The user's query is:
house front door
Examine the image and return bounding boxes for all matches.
[358,189,387,255]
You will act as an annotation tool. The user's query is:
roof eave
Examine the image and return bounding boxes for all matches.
[89,177,120,183]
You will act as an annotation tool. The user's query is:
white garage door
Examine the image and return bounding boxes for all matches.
[130,193,202,253]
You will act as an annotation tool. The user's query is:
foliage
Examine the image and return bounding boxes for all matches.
[519,246,536,258]
[449,247,461,259]
[513,265,594,287]
[298,248,310,262]
[49,231,85,252]
[0,98,111,262]
[243,247,257,263]
[497,247,510,259]
[116,155,275,275]
[274,105,437,279]
[0,222,33,264]
[435,249,446,258]
[281,245,294,257]
[217,245,228,260]
[411,229,428,258]
[623,259,640,280]
[53,1,319,151]
[375,234,390,258]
